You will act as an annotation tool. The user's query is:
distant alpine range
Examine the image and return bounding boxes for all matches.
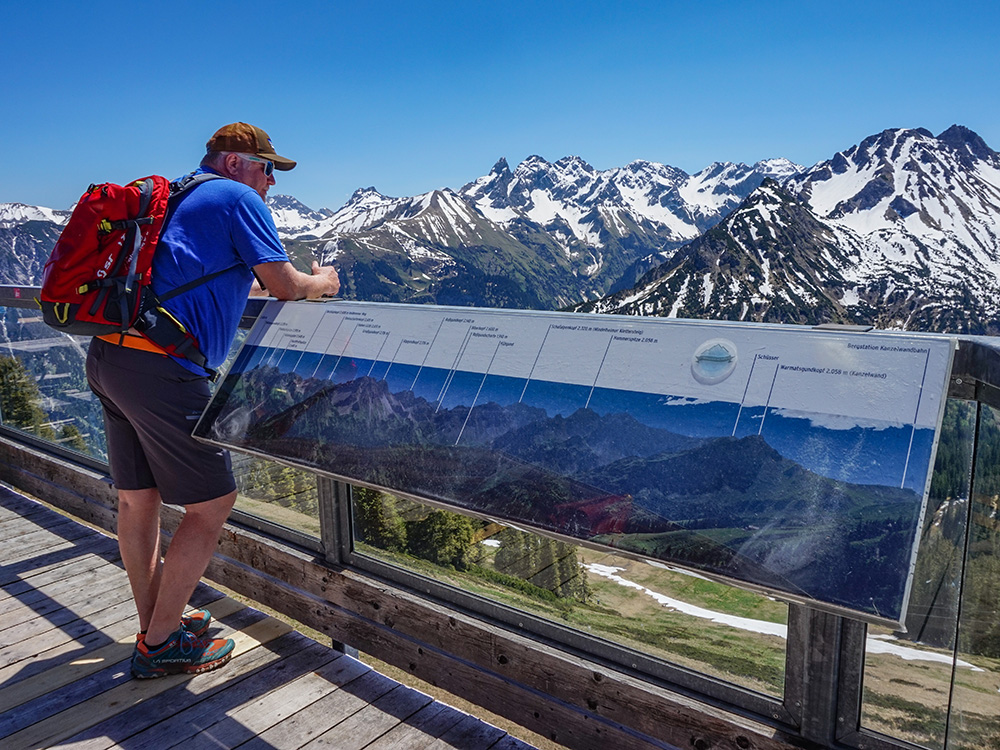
[4,125,999,333]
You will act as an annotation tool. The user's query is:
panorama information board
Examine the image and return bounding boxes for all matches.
[195,300,955,625]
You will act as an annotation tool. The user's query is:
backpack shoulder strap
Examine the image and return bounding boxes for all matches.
[134,171,234,376]
[169,171,226,198]
[157,171,235,303]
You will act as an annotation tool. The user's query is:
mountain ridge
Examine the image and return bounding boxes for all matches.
[3,124,998,333]
[573,125,1000,334]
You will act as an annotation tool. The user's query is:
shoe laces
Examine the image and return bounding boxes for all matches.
[176,629,202,656]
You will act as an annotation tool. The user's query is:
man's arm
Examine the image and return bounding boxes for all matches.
[252,260,341,300]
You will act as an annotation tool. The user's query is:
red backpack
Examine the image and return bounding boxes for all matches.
[40,173,225,374]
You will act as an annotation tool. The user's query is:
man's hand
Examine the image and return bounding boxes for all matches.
[253,260,341,301]
[310,261,341,297]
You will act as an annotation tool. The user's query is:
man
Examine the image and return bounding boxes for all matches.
[86,122,340,678]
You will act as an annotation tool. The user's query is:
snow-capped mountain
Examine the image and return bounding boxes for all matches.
[0,154,801,309]
[578,126,1000,335]
[5,125,999,334]
[293,155,801,307]
[0,204,69,285]
[574,180,861,324]
[307,185,588,309]
[787,126,1000,296]
[461,155,801,246]
[266,195,333,237]
[0,203,69,227]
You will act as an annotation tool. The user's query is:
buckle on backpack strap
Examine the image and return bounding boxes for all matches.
[97,216,155,235]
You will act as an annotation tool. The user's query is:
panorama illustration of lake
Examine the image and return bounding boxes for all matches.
[198,323,948,625]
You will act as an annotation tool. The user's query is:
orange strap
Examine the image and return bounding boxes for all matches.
[96,332,168,356]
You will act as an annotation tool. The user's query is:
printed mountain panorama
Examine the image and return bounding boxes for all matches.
[7,124,999,334]
[200,345,932,620]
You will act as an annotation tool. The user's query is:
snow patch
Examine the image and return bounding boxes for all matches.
[587,564,985,671]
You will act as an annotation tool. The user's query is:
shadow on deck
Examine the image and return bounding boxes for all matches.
[0,486,536,750]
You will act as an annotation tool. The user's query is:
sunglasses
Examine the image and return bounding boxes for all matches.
[238,153,274,177]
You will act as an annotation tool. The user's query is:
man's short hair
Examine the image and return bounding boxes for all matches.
[201,150,227,169]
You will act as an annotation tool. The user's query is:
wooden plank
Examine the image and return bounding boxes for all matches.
[214,553,655,750]
[2,602,257,741]
[179,651,373,750]
[0,585,134,662]
[489,734,542,750]
[0,602,288,748]
[202,496,775,750]
[0,444,805,750]
[0,535,76,570]
[0,585,225,675]
[231,668,399,750]
[12,479,759,750]
[0,575,133,652]
[201,547,666,750]
[0,520,95,565]
[0,643,135,739]
[0,469,540,750]
[362,701,467,750]
[0,560,128,628]
[0,622,134,723]
[0,596,134,675]
[0,561,126,622]
[0,509,90,541]
[0,546,118,605]
[57,631,339,750]
[0,510,116,546]
[0,613,132,705]
[0,489,53,520]
[0,535,98,577]
[424,713,507,750]
[299,683,435,750]
[0,502,51,527]
[205,531,788,750]
[0,490,116,553]
[0,501,76,532]
[0,440,118,532]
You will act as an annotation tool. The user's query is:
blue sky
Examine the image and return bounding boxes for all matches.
[3,1,997,212]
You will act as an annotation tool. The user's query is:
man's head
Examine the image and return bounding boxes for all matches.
[202,123,295,200]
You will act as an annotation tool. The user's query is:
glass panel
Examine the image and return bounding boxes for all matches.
[946,404,1000,750]
[352,487,788,696]
[860,399,976,748]
[0,306,106,459]
[231,453,321,537]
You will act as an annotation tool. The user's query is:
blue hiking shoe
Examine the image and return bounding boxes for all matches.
[180,608,212,637]
[131,628,235,679]
[135,608,212,644]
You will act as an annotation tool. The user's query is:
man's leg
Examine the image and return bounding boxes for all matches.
[143,489,237,646]
[116,488,164,632]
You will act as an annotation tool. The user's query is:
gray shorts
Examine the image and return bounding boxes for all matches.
[86,337,236,505]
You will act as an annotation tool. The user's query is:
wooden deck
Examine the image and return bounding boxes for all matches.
[0,486,537,750]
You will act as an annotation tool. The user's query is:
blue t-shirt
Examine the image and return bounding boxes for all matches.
[153,167,288,374]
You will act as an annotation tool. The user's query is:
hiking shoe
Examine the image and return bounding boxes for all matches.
[132,628,235,679]
[180,608,212,637]
[135,608,213,644]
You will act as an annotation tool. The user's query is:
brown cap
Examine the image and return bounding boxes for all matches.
[206,122,296,171]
